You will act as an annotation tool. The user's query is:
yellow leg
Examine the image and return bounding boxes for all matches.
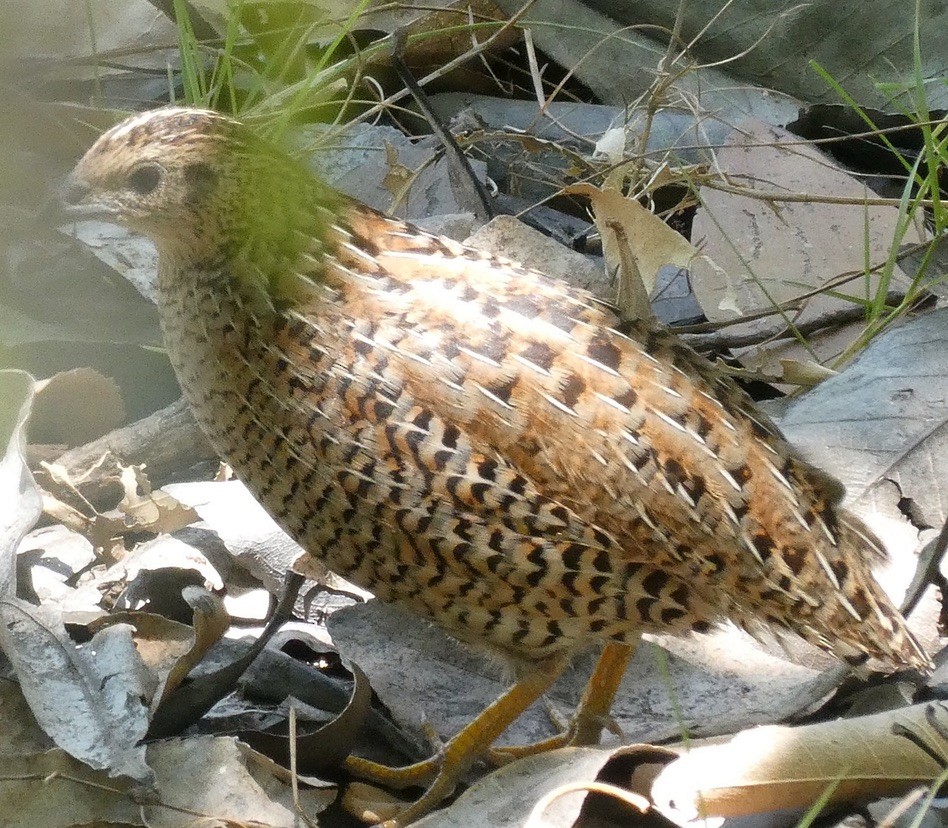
[488,640,635,764]
[571,640,634,744]
[345,753,440,791]
[344,658,568,826]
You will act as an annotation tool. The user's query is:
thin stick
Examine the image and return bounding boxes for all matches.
[389,29,494,220]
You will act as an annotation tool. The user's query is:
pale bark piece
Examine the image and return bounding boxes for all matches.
[466,214,611,299]
[165,479,370,607]
[652,700,948,820]
[164,479,311,593]
[415,212,477,242]
[690,119,921,365]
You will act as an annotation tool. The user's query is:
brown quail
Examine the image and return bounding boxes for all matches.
[64,108,930,825]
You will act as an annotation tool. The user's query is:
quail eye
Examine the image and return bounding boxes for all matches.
[126,163,163,195]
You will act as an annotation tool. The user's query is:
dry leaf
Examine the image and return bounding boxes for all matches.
[86,588,230,713]
[0,749,138,828]
[690,119,923,366]
[777,358,838,387]
[564,183,723,321]
[143,736,334,827]
[156,587,230,708]
[382,141,418,208]
[119,465,199,534]
[652,701,948,819]
[31,368,125,447]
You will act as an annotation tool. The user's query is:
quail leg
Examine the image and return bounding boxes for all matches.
[345,657,569,825]
[488,640,635,764]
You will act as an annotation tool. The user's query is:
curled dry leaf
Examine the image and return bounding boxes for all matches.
[30,368,125,447]
[524,781,650,828]
[2,372,152,780]
[651,700,948,820]
[88,611,194,709]
[157,586,231,705]
[118,464,199,535]
[38,461,199,563]
[0,369,40,596]
[374,0,518,67]
[724,349,841,389]
[146,574,303,740]
[240,661,373,774]
[408,746,666,828]
[85,586,230,715]
[233,0,515,73]
[344,780,404,825]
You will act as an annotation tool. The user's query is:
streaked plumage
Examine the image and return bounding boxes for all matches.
[65,108,929,823]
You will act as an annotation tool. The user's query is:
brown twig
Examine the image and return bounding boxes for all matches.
[682,290,911,351]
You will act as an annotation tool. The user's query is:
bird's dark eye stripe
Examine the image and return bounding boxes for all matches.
[185,161,217,190]
[127,163,162,195]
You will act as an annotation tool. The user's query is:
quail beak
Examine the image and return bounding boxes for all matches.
[44,174,119,224]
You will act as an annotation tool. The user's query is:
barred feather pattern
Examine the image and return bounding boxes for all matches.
[74,108,929,671]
